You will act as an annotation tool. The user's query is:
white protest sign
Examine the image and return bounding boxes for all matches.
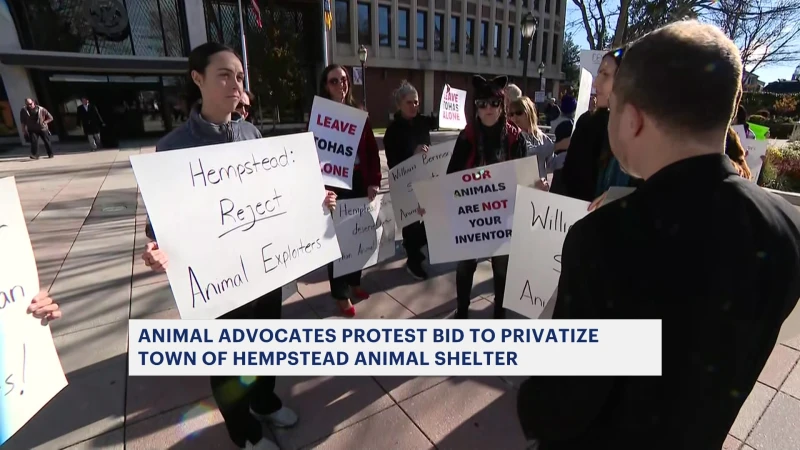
[574,68,593,126]
[130,132,342,319]
[0,177,67,445]
[332,194,396,277]
[387,144,453,229]
[505,187,590,319]
[413,157,539,264]
[309,96,368,189]
[580,50,604,94]
[438,85,467,130]
[732,126,768,183]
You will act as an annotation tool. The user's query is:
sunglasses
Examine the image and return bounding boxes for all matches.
[237,103,250,112]
[475,99,502,109]
[327,77,348,86]
[508,110,526,117]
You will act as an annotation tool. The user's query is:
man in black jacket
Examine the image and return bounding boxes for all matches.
[77,97,105,151]
[517,21,800,450]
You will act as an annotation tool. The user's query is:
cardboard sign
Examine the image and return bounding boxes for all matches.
[332,194,396,277]
[574,68,593,127]
[580,50,606,79]
[130,132,342,319]
[0,177,68,445]
[413,157,539,264]
[387,144,453,229]
[309,96,368,190]
[438,85,467,130]
[733,125,768,182]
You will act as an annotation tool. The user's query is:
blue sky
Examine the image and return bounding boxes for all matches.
[565,2,799,83]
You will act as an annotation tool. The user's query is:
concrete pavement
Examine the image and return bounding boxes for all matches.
[1,139,799,450]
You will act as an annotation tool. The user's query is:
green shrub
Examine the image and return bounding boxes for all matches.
[761,142,800,193]
[749,115,767,124]
[742,92,800,118]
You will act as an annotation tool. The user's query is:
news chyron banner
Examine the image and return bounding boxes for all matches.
[128,320,662,376]
[308,96,368,190]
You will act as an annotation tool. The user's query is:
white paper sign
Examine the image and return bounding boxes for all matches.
[130,132,342,319]
[387,144,453,229]
[574,68,593,126]
[413,157,539,264]
[580,50,606,78]
[504,187,590,319]
[534,91,546,103]
[0,177,68,445]
[332,194,396,277]
[309,96,368,189]
[438,85,467,130]
[352,67,363,86]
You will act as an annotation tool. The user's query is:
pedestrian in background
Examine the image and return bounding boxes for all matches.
[19,98,54,159]
[77,97,105,152]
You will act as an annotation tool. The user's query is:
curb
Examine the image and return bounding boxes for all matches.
[765,188,800,206]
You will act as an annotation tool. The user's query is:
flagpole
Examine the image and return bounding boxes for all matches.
[322,0,329,67]
[237,0,251,90]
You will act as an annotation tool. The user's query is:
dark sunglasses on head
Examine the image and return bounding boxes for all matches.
[508,110,526,117]
[327,77,348,86]
[475,99,502,109]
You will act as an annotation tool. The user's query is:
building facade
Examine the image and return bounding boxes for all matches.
[0,0,565,143]
[329,0,567,127]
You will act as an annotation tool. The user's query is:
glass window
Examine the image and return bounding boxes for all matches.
[379,5,392,47]
[434,13,444,51]
[466,18,475,54]
[450,16,460,53]
[545,0,551,14]
[555,0,561,15]
[398,8,410,48]
[542,31,549,65]
[417,11,428,49]
[507,25,514,58]
[335,1,351,43]
[494,23,501,57]
[480,21,489,55]
[552,34,559,65]
[0,75,17,137]
[358,2,372,45]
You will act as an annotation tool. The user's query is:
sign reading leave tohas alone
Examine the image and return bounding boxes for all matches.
[438,85,467,130]
[309,96,368,190]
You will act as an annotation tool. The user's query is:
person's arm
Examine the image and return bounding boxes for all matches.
[19,109,27,135]
[528,135,555,177]
[516,223,616,443]
[360,120,382,190]
[382,124,402,169]
[446,130,472,174]
[42,108,53,125]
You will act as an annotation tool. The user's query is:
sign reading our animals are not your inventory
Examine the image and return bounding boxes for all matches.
[0,177,68,445]
[413,157,539,264]
[504,187,590,319]
[332,194,396,277]
[129,132,342,320]
[309,96,368,190]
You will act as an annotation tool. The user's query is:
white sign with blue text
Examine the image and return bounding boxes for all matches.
[0,177,67,445]
[413,157,539,264]
[332,194,396,277]
[130,132,342,320]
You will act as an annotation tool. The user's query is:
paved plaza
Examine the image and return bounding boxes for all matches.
[1,138,800,450]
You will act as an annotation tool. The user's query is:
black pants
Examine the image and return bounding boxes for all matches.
[29,130,53,157]
[327,172,367,300]
[211,288,283,447]
[456,255,509,317]
[402,221,427,265]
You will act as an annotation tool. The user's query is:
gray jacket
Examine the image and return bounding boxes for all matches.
[524,130,556,178]
[145,106,262,240]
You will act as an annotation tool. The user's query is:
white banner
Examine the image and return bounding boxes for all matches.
[438,85,467,130]
[332,194,396,277]
[309,96,368,189]
[579,50,606,79]
[128,319,663,376]
[733,125,768,183]
[504,187,590,319]
[574,68,593,124]
[413,157,539,264]
[0,177,67,445]
[387,144,453,229]
[130,132,341,319]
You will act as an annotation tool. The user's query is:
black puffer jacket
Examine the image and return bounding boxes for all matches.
[383,111,436,169]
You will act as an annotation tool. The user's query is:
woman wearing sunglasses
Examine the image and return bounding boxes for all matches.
[235,90,253,123]
[441,75,533,319]
[508,96,554,191]
[316,64,382,317]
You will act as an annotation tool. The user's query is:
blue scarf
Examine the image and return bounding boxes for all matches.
[596,156,631,198]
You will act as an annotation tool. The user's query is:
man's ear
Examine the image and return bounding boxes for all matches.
[626,103,645,138]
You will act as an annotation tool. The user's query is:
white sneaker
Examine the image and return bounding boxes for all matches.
[241,438,279,450]
[250,406,298,428]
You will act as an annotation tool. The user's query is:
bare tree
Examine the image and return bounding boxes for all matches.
[570,0,615,50]
[698,0,800,74]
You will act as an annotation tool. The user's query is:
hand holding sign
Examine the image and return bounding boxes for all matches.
[27,291,62,325]
[143,241,169,272]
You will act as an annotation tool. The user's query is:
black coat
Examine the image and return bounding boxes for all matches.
[77,103,104,135]
[383,112,435,169]
[517,154,800,450]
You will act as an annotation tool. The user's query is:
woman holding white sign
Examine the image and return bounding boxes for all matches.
[317,64,382,317]
[383,81,436,280]
[508,96,555,191]
[140,43,332,450]
[438,75,533,319]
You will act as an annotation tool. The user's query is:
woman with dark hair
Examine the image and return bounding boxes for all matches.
[235,90,254,123]
[725,127,753,179]
[735,104,755,139]
[317,64,382,317]
[552,47,639,202]
[440,75,533,319]
[141,42,332,450]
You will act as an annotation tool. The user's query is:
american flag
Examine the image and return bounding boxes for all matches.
[324,0,332,31]
[251,0,262,29]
